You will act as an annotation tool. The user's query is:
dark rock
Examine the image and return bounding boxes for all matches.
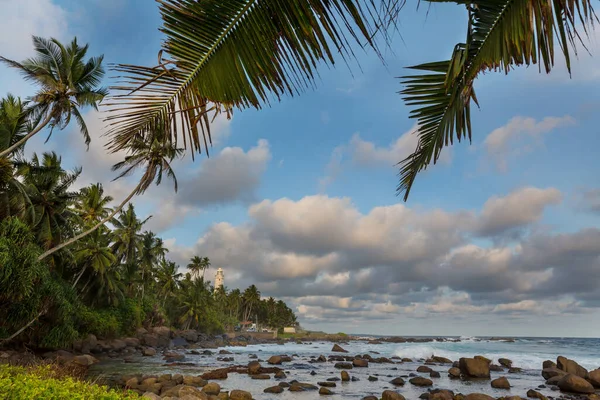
[200,368,228,380]
[557,373,595,394]
[218,349,232,355]
[247,361,261,374]
[390,377,405,386]
[417,366,433,373]
[429,389,454,400]
[368,376,378,381]
[464,394,494,400]
[362,397,378,400]
[382,390,406,400]
[542,360,556,369]
[474,355,491,364]
[489,364,504,371]
[264,386,284,393]
[353,358,368,367]
[526,389,548,400]
[589,368,600,387]
[508,367,522,373]
[317,355,327,362]
[319,387,333,395]
[332,344,348,353]
[557,356,588,378]
[431,356,453,364]
[318,382,337,387]
[268,355,282,365]
[335,362,353,369]
[341,371,350,382]
[491,376,510,389]
[498,358,512,368]
[409,377,433,386]
[459,357,490,379]
[541,367,566,380]
[430,371,441,378]
[275,370,286,379]
[351,376,359,382]
[251,374,270,380]
[448,367,461,378]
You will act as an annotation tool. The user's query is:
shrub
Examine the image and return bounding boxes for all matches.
[0,365,139,399]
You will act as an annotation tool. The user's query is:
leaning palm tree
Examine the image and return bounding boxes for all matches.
[74,183,114,226]
[37,124,183,260]
[397,0,597,199]
[187,255,210,281]
[0,36,107,157]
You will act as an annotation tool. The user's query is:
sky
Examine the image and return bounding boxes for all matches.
[2,0,600,337]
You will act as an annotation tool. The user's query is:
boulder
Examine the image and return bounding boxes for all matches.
[126,377,139,388]
[431,356,453,364]
[264,386,283,394]
[142,347,156,357]
[430,371,441,378]
[229,390,252,400]
[409,377,433,386]
[179,385,208,399]
[545,375,562,385]
[183,376,207,387]
[142,393,161,400]
[362,397,378,400]
[542,360,556,369]
[319,387,333,395]
[353,358,368,367]
[179,330,199,342]
[589,368,600,387]
[541,367,566,380]
[429,389,454,400]
[557,373,595,394]
[123,337,140,348]
[489,364,504,372]
[526,389,548,400]
[491,377,510,389]
[202,382,221,395]
[368,376,378,381]
[498,358,513,368]
[251,374,270,380]
[474,355,491,364]
[459,357,490,379]
[334,362,353,369]
[448,367,461,378]
[267,356,282,365]
[390,377,405,386]
[382,390,405,400]
[318,382,337,387]
[317,355,327,362]
[142,334,160,348]
[72,354,98,366]
[247,361,261,374]
[557,356,588,378]
[332,344,348,353]
[110,339,127,351]
[275,371,286,379]
[341,371,350,382]
[417,365,433,373]
[464,395,494,400]
[201,369,228,380]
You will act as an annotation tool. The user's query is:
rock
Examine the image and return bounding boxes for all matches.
[142,334,160,348]
[251,374,270,380]
[557,373,595,394]
[382,390,406,400]
[498,358,513,368]
[126,377,139,388]
[541,367,566,380]
[491,377,510,389]
[474,355,491,364]
[335,362,353,369]
[123,337,140,348]
[464,395,494,400]
[409,377,433,386]
[489,364,504,372]
[557,356,588,378]
[390,377,405,386]
[202,382,221,395]
[526,389,548,400]
[229,390,252,400]
[431,356,453,364]
[332,344,348,353]
[142,347,157,356]
[353,358,368,367]
[341,371,350,382]
[201,369,228,380]
[417,366,433,373]
[247,361,261,374]
[264,386,284,393]
[368,376,378,381]
[72,354,98,366]
[110,339,127,351]
[542,360,556,369]
[429,389,454,400]
[508,367,522,373]
[317,355,327,362]
[275,371,286,379]
[267,355,282,365]
[430,371,441,378]
[173,374,184,384]
[545,375,562,385]
[180,330,199,342]
[351,376,359,382]
[459,357,490,379]
[183,376,207,387]
[362,397,378,400]
[319,382,337,387]
[319,387,333,395]
[142,393,161,400]
[448,367,461,378]
[589,368,600,387]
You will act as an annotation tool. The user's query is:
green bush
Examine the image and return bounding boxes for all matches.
[0,365,139,399]
[77,307,121,338]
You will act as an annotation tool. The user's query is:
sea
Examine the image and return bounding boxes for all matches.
[90,336,600,399]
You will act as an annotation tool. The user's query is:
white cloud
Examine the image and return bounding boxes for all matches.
[484,116,575,172]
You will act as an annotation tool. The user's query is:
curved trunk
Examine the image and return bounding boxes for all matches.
[0,114,53,157]
[38,180,143,261]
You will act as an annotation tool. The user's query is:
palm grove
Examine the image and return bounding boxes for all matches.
[0,38,296,347]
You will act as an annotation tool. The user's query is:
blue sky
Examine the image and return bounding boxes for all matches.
[2,0,600,337]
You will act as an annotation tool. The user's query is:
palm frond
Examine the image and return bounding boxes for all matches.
[398,0,597,200]
[104,0,403,158]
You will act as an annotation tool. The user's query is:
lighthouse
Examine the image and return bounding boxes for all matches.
[214,268,224,293]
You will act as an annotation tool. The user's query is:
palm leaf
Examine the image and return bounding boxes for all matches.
[398,0,597,200]
[104,0,402,158]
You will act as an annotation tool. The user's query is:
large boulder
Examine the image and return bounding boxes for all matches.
[110,339,127,351]
[390,377,405,386]
[448,367,461,379]
[589,368,600,388]
[459,357,490,379]
[123,337,140,348]
[201,382,221,395]
[498,358,512,368]
[183,376,207,387]
[201,369,228,380]
[72,354,98,366]
[332,344,348,353]
[464,395,494,400]
[382,390,405,400]
[264,386,284,393]
[179,330,199,343]
[417,365,433,373]
[334,362,353,369]
[541,367,566,380]
[341,371,350,382]
[142,347,157,357]
[491,376,510,389]
[230,390,252,400]
[247,361,261,374]
[353,358,368,367]
[429,389,454,400]
[557,356,588,378]
[409,377,433,386]
[141,334,160,348]
[431,356,453,364]
[557,374,595,394]
[268,356,282,365]
[180,385,208,399]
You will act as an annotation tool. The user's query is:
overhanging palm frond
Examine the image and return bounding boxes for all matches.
[398,0,597,200]
[104,0,402,158]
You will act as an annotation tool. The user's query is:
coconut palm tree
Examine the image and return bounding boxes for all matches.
[0,37,107,157]
[187,255,210,281]
[179,278,212,330]
[242,284,261,324]
[72,227,116,290]
[138,231,168,299]
[37,122,183,260]
[156,260,182,307]
[74,183,114,226]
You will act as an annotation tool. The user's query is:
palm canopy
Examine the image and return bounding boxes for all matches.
[397,0,597,200]
[104,0,401,158]
[0,95,32,153]
[0,36,107,155]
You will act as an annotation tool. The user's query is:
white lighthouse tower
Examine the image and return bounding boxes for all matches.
[214,268,224,293]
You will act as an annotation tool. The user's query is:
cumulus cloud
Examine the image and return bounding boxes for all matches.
[484,116,575,172]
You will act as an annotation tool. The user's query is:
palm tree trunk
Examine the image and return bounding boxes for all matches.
[0,113,53,157]
[38,180,143,261]
[0,307,47,343]
[72,266,87,289]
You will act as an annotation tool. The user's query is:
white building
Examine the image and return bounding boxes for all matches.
[214,268,224,293]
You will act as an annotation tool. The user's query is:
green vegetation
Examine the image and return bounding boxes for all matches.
[0,365,139,399]
[0,38,296,347]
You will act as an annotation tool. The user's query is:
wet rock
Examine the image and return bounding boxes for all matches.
[390,377,405,386]
[274,371,286,379]
[541,367,566,380]
[267,355,282,365]
[589,368,600,387]
[542,360,556,369]
[448,367,461,379]
[351,376,359,382]
[218,350,232,355]
[248,354,257,359]
[526,389,548,400]
[319,382,337,387]
[317,355,327,362]
[368,376,378,381]
[545,375,562,385]
[409,377,433,386]
[183,376,207,387]
[431,356,453,364]
[341,371,350,382]
[264,386,284,393]
[110,339,127,350]
[289,382,318,392]
[179,330,199,343]
[332,344,348,353]
[201,369,228,380]
[498,358,512,368]
[557,373,595,394]
[382,390,405,400]
[491,377,510,389]
[353,358,368,367]
[250,374,270,380]
[202,382,221,395]
[429,389,454,400]
[362,397,378,400]
[310,371,317,376]
[335,362,353,369]
[464,395,494,400]
[557,356,588,378]
[402,358,412,362]
[229,390,252,400]
[417,366,433,373]
[489,364,504,372]
[247,361,261,374]
[459,357,490,379]
[430,371,441,378]
[474,355,491,364]
[508,367,522,373]
[319,387,333,395]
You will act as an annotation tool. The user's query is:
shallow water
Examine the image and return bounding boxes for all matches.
[89,337,600,399]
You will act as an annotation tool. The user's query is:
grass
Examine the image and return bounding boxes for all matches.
[0,364,139,399]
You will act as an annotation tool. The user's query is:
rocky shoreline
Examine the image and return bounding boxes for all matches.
[1,329,597,400]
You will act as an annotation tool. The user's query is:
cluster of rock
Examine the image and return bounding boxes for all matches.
[540,356,600,395]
